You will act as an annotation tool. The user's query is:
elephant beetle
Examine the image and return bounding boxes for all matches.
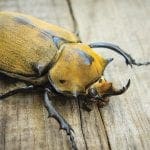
[0,12,149,150]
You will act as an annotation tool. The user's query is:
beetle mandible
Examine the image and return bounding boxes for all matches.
[0,12,149,150]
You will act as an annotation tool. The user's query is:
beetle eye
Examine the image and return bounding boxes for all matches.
[88,88,98,97]
[59,80,66,84]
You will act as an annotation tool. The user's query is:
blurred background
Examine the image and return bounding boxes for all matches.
[0,0,149,150]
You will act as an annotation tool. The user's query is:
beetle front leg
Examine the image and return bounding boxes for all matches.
[97,98,110,108]
[44,89,77,150]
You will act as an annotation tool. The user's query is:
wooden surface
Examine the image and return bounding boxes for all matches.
[0,0,150,150]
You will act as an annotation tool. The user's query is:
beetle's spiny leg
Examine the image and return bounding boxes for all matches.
[89,42,150,67]
[0,85,35,100]
[44,89,77,150]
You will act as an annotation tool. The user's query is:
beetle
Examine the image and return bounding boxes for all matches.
[0,11,149,150]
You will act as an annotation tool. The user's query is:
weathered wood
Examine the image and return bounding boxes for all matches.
[0,0,150,150]
[0,0,85,150]
[71,0,150,149]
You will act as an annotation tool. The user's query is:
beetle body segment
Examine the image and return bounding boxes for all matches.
[49,43,107,95]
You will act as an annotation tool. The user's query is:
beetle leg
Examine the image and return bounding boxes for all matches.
[78,95,92,112]
[44,89,77,150]
[97,98,110,108]
[82,101,92,112]
[0,70,48,86]
[89,42,150,67]
[0,85,35,100]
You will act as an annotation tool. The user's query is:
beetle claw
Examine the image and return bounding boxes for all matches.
[59,120,75,134]
[59,121,77,150]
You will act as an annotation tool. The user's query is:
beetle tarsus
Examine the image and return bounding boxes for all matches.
[44,89,78,150]
[89,42,150,67]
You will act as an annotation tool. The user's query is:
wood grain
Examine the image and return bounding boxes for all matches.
[0,0,150,150]
[0,0,85,150]
[71,0,150,149]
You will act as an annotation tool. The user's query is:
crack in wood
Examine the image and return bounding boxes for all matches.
[0,0,149,149]
[98,108,111,150]
[66,0,80,38]
[78,100,88,150]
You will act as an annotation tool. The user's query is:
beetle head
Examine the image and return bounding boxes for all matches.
[87,76,130,102]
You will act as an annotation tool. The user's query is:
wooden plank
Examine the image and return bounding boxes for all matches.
[0,0,86,150]
[70,0,150,149]
[0,0,149,150]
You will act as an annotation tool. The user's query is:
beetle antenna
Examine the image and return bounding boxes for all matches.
[89,42,150,67]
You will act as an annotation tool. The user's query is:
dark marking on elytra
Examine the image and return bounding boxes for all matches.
[39,29,67,49]
[39,29,53,41]
[52,36,67,49]
[40,29,53,38]
[76,49,94,65]
[14,16,35,28]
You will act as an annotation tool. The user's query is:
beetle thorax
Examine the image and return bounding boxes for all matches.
[48,43,107,96]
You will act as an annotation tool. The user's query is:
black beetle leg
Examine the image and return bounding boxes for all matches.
[81,101,92,112]
[77,95,92,112]
[0,85,35,100]
[44,89,78,150]
[97,98,110,108]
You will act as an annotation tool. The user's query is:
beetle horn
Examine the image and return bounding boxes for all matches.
[89,42,150,67]
[101,79,131,99]
[106,58,114,66]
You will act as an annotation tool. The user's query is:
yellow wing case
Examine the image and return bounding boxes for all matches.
[0,12,79,76]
